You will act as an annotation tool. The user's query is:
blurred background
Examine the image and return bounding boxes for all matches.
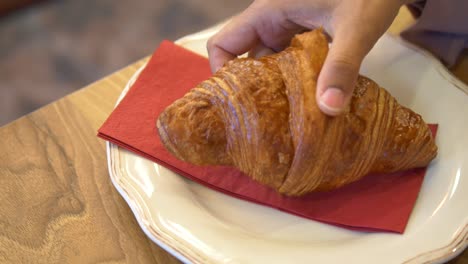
[0,0,252,126]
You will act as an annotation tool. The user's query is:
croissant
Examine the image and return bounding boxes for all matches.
[156,29,437,196]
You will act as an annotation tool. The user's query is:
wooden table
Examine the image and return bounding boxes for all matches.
[1,8,466,263]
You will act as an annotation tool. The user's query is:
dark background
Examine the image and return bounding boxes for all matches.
[0,0,252,126]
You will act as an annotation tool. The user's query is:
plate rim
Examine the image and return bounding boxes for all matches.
[106,25,468,264]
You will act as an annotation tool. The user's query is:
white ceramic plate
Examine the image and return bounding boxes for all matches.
[106,24,468,263]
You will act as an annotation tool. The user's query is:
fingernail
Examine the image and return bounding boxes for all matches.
[319,87,345,115]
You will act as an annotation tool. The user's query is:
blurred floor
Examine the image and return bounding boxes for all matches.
[0,0,252,126]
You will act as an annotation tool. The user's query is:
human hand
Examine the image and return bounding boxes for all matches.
[207,0,408,115]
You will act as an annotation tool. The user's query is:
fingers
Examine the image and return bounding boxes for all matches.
[207,1,304,73]
[207,11,261,73]
[316,31,371,116]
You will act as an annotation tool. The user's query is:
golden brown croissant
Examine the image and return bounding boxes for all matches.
[156,29,438,196]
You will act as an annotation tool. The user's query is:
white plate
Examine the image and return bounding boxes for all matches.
[106,24,468,263]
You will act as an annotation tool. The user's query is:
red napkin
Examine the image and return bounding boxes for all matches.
[98,41,438,233]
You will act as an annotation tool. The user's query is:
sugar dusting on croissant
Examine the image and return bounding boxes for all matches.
[156,29,438,196]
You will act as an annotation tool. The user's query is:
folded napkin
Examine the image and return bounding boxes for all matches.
[98,41,438,233]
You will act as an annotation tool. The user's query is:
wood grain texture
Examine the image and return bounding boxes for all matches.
[0,59,179,263]
[0,7,467,264]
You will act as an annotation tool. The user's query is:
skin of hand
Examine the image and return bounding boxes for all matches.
[207,0,410,116]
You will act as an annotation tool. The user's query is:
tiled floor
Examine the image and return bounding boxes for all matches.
[0,0,252,126]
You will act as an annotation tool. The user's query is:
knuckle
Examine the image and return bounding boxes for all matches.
[330,54,360,71]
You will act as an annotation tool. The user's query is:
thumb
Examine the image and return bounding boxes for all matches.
[316,32,370,116]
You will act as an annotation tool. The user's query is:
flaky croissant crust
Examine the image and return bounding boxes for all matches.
[157,29,437,196]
